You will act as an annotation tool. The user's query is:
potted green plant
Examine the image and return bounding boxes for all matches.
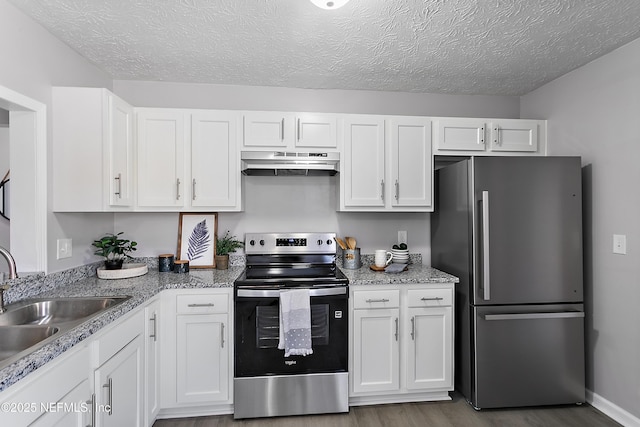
[92,232,138,270]
[215,231,243,270]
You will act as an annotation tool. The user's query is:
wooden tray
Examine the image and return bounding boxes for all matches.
[97,263,148,279]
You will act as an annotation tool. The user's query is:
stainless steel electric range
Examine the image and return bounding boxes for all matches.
[233,232,349,419]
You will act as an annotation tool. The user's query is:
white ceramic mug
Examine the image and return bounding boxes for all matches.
[374,250,393,267]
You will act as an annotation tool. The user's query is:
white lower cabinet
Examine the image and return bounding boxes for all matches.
[350,284,454,405]
[144,297,161,425]
[93,308,145,427]
[160,289,233,417]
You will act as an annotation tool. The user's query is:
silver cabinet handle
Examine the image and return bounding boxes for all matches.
[366,298,390,303]
[484,312,585,321]
[188,303,215,307]
[410,316,415,340]
[103,377,113,415]
[381,180,385,201]
[149,313,157,342]
[421,297,444,301]
[493,126,501,146]
[297,118,301,141]
[480,126,485,145]
[221,323,225,348]
[281,118,285,141]
[394,318,399,342]
[481,190,491,300]
[114,173,122,198]
[395,179,399,201]
[176,178,181,200]
[192,178,196,201]
[87,393,96,427]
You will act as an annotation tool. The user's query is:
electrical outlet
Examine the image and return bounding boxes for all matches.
[398,230,407,244]
[613,234,627,255]
[57,238,72,259]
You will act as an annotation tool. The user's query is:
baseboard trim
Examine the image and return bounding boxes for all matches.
[587,389,640,427]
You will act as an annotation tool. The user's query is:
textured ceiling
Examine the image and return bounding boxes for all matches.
[8,0,640,95]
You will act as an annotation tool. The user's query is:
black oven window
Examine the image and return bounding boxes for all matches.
[256,304,330,349]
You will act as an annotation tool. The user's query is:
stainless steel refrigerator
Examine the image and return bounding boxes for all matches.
[431,156,585,409]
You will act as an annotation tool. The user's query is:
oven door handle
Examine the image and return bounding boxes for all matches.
[236,287,347,298]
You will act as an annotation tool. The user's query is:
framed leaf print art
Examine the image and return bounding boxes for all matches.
[177,212,218,268]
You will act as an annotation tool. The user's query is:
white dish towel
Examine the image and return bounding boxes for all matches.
[278,288,313,357]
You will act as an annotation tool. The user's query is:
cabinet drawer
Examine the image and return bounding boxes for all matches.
[177,293,228,314]
[353,289,400,309]
[407,288,452,307]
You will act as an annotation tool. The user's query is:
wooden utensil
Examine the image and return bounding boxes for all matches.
[346,236,357,250]
[334,237,347,250]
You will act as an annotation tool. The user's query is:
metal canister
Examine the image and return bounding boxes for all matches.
[342,248,361,269]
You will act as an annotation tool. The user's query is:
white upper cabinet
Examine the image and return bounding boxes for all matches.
[243,111,338,150]
[340,115,433,212]
[136,109,242,211]
[53,87,134,211]
[342,115,386,208]
[190,112,240,209]
[434,117,546,155]
[136,109,186,208]
[488,119,539,152]
[389,117,432,209]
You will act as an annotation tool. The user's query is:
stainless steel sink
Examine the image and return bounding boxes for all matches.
[0,296,130,326]
[0,296,131,370]
[0,325,59,361]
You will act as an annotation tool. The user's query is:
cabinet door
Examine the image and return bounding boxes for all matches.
[343,116,386,207]
[30,378,92,427]
[190,112,239,208]
[295,113,338,148]
[489,120,538,152]
[106,93,134,207]
[243,112,293,148]
[176,313,229,403]
[95,335,144,427]
[389,117,432,209]
[352,308,400,393]
[406,307,453,391]
[137,110,185,207]
[435,118,486,151]
[144,300,161,425]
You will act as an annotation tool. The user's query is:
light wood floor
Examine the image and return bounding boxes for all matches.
[153,392,621,427]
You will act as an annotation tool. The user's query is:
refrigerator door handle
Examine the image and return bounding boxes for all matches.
[484,312,585,321]
[481,190,490,300]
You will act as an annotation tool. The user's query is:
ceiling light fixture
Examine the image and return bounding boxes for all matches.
[310,0,350,10]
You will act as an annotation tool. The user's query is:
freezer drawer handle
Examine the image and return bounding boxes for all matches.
[484,312,585,321]
[481,190,491,300]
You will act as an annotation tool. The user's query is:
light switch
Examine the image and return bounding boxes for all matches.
[57,238,72,259]
[613,234,626,255]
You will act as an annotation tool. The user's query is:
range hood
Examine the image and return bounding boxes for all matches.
[241,151,340,176]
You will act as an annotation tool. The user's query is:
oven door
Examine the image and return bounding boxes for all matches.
[234,286,348,377]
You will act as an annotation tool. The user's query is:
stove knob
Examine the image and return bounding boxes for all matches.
[327,239,332,246]
[317,239,323,246]
[259,239,265,246]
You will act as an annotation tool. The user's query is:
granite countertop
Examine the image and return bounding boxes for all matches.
[342,263,459,285]
[0,262,457,392]
[0,267,243,392]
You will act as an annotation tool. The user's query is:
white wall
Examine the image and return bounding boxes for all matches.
[0,0,114,273]
[521,38,640,422]
[113,79,520,262]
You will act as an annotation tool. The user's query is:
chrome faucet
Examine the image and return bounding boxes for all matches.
[0,246,18,313]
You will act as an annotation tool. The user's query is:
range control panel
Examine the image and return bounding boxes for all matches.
[245,232,336,254]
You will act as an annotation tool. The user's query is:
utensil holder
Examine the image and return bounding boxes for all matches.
[342,248,361,269]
